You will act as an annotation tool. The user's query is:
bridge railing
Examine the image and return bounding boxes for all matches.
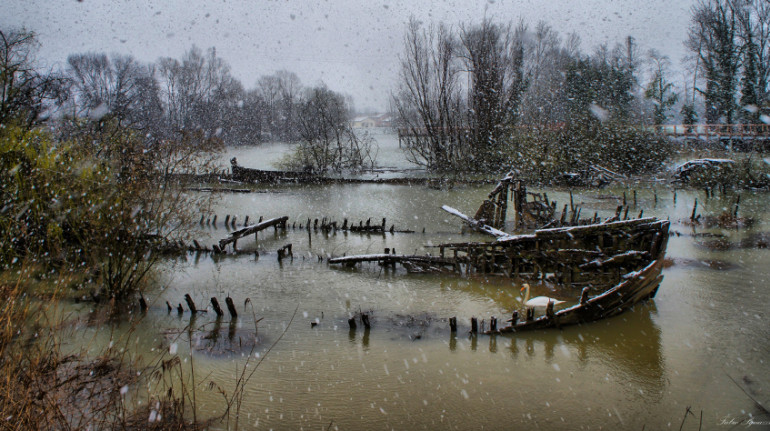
[397,124,770,139]
[643,124,770,138]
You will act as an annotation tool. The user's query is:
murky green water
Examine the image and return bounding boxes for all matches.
[65,133,770,429]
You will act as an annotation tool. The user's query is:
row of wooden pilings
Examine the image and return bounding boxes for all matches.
[138,294,240,318]
[450,289,591,334]
[450,308,538,334]
[199,214,404,234]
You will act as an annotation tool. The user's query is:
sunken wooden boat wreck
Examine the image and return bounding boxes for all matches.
[230,157,314,183]
[330,216,669,333]
[443,216,670,334]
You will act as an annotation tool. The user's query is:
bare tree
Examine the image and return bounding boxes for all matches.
[66,53,156,127]
[292,84,375,172]
[392,19,467,170]
[645,49,679,125]
[736,0,770,122]
[156,46,242,138]
[0,29,66,128]
[460,19,528,168]
[687,0,740,124]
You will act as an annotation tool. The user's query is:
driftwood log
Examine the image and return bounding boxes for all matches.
[218,216,289,250]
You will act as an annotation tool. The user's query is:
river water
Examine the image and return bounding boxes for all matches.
[67,132,770,430]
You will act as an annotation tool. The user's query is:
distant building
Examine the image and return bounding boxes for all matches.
[351,113,392,128]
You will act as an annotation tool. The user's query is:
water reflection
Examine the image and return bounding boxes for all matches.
[498,302,665,396]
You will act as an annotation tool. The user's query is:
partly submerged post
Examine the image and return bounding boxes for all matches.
[211,297,224,317]
[225,296,238,318]
[508,310,518,325]
[184,294,197,314]
[449,316,457,333]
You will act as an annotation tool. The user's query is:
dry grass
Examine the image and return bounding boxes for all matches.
[0,264,202,431]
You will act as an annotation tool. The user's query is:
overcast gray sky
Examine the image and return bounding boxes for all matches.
[2,0,695,112]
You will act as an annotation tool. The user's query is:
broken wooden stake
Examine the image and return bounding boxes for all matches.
[177,303,184,314]
[225,297,237,318]
[211,297,224,317]
[348,317,357,330]
[490,316,497,331]
[184,294,197,314]
[166,301,173,312]
[449,316,457,332]
[470,317,478,333]
[508,310,518,325]
[361,313,371,329]
[580,287,590,305]
[691,199,698,222]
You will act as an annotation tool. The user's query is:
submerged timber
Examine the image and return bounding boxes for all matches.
[332,217,669,333]
[329,171,670,333]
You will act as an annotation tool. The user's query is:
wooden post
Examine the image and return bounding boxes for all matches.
[225,297,237,318]
[526,307,535,322]
[545,301,555,319]
[691,199,698,222]
[184,294,197,313]
[244,215,249,226]
[470,317,478,333]
[490,316,497,331]
[449,316,457,333]
[211,297,224,317]
[508,310,518,325]
[633,190,637,207]
[212,214,217,227]
[348,317,357,330]
[139,296,148,312]
[176,303,184,314]
[225,215,230,226]
[580,287,590,305]
[166,301,173,312]
[361,313,371,329]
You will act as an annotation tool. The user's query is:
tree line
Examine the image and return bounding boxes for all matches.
[686,0,770,125]
[391,18,661,173]
[392,0,770,173]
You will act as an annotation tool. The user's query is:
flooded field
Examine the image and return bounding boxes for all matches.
[65,133,770,430]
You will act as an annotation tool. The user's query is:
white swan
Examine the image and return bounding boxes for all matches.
[520,283,565,307]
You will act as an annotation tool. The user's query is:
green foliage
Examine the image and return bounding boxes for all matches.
[1,119,220,300]
[509,122,672,182]
[565,55,634,125]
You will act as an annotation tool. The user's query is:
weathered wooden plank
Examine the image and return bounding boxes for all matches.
[218,216,288,250]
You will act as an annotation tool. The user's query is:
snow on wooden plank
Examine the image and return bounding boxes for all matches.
[441,205,509,238]
[218,216,288,249]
